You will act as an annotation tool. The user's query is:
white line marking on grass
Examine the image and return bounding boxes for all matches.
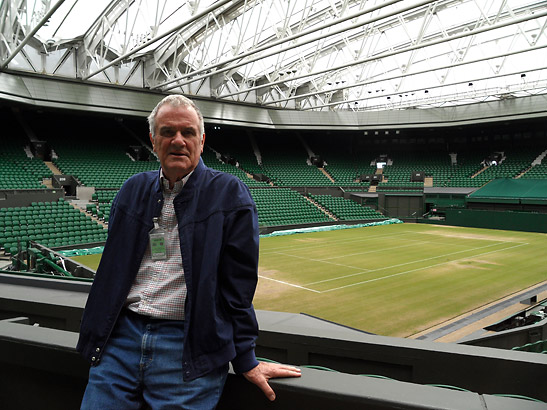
[271,251,372,271]
[306,241,523,286]
[319,241,429,261]
[258,275,321,293]
[260,231,419,254]
[322,243,529,293]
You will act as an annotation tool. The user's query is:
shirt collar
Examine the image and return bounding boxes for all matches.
[159,168,193,194]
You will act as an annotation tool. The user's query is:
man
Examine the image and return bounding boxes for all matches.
[77,94,300,409]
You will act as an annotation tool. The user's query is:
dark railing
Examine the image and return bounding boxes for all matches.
[1,273,546,409]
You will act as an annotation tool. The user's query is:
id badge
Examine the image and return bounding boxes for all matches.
[149,217,167,260]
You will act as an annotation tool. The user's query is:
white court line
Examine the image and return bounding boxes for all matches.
[318,233,529,262]
[305,241,521,286]
[319,240,431,261]
[271,239,434,270]
[321,243,529,293]
[260,230,419,254]
[258,231,422,293]
[258,275,321,293]
[271,251,373,272]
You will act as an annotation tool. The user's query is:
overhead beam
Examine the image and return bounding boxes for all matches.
[266,44,547,107]
[82,0,233,81]
[83,0,136,58]
[303,65,547,111]
[215,8,547,100]
[0,0,67,70]
[155,0,416,91]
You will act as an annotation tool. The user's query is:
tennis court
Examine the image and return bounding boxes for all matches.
[253,223,547,337]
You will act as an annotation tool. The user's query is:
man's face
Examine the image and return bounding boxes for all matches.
[150,104,205,185]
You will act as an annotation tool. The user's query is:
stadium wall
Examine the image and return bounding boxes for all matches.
[0,189,63,208]
[379,193,424,219]
[421,209,547,233]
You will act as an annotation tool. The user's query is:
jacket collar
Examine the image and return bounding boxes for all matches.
[154,157,206,195]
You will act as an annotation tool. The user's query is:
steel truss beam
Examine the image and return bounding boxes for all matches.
[82,0,234,80]
[154,0,408,90]
[0,0,67,70]
[0,0,546,112]
[214,6,547,107]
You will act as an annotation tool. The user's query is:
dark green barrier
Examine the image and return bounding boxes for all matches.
[444,209,547,233]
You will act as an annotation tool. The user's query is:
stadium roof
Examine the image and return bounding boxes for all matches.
[1,0,546,112]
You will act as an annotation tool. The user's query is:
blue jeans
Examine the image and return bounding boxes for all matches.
[81,309,228,409]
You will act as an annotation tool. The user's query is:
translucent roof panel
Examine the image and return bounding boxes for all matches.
[32,0,112,42]
[1,0,546,111]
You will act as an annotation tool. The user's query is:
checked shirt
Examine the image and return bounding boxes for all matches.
[126,171,192,320]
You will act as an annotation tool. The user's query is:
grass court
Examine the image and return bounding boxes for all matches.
[72,223,547,338]
[253,223,547,337]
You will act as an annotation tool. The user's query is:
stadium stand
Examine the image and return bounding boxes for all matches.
[250,188,332,227]
[201,147,270,187]
[520,149,547,179]
[321,152,374,188]
[53,146,159,189]
[469,147,540,186]
[2,107,547,235]
[309,194,386,221]
[0,140,52,189]
[0,199,107,255]
[254,134,333,187]
[512,339,547,354]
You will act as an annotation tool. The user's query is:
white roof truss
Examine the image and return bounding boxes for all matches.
[0,0,546,111]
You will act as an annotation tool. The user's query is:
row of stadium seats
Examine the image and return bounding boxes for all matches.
[0,199,107,254]
[3,135,547,193]
[2,133,546,233]
[0,141,52,189]
[201,149,270,187]
[250,188,332,226]
[522,162,547,179]
[309,194,386,221]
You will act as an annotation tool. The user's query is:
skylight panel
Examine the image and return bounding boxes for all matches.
[32,0,111,42]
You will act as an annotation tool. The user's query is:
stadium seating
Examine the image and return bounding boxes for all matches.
[521,161,547,179]
[379,151,449,189]
[512,339,547,354]
[3,114,547,239]
[250,188,332,226]
[322,153,374,188]
[0,199,107,255]
[201,149,270,187]
[48,131,159,189]
[54,155,159,189]
[309,194,386,221]
[260,154,333,187]
[469,147,539,186]
[0,141,52,189]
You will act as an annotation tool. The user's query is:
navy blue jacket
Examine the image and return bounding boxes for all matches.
[76,159,260,380]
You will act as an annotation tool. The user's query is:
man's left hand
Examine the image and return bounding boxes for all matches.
[243,361,301,401]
